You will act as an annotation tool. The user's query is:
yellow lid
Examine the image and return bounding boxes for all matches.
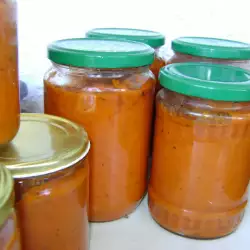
[0,113,90,178]
[0,166,14,226]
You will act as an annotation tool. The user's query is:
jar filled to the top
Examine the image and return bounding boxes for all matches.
[86,28,165,92]
[149,62,250,239]
[0,166,21,249]
[167,37,250,70]
[44,38,155,222]
[0,113,90,250]
[0,0,20,144]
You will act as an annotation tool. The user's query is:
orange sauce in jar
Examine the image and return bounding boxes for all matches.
[150,52,166,93]
[0,0,20,144]
[44,38,155,222]
[149,63,250,239]
[0,113,90,250]
[15,161,89,250]
[45,69,155,221]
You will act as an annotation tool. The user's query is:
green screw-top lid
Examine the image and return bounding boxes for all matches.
[159,62,250,101]
[86,28,165,48]
[0,166,14,226]
[172,37,250,59]
[48,38,154,68]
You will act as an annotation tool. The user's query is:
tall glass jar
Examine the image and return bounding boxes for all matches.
[0,113,90,250]
[44,38,155,222]
[0,0,20,144]
[86,28,165,92]
[149,63,250,239]
[167,37,250,70]
[0,166,21,250]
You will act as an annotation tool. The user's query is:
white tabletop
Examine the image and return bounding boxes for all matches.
[90,195,250,250]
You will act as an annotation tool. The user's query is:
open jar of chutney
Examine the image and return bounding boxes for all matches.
[86,28,165,92]
[0,166,21,250]
[0,113,90,250]
[44,38,155,222]
[149,62,250,239]
[167,37,250,70]
[0,0,20,144]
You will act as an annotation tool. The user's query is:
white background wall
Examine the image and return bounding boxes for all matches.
[18,0,250,111]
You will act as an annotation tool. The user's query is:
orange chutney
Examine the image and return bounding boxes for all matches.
[0,114,90,250]
[150,48,166,93]
[0,0,20,144]
[0,167,21,250]
[86,28,166,93]
[149,63,250,239]
[44,38,155,221]
[15,161,89,250]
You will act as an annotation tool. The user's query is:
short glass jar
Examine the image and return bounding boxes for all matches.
[44,38,155,222]
[149,63,250,239]
[0,113,90,250]
[86,28,165,92]
[167,37,250,70]
[0,166,21,250]
[0,0,20,144]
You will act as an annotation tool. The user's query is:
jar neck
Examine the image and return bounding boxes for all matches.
[52,63,150,77]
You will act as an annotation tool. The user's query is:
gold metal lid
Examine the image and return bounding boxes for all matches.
[0,166,14,226]
[0,113,90,179]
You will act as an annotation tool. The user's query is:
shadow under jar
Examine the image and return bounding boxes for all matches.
[149,62,250,239]
[0,0,20,144]
[86,28,165,93]
[44,38,156,222]
[0,166,21,250]
[0,113,90,250]
[167,37,250,70]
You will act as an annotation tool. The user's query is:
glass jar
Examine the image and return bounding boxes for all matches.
[167,37,250,70]
[44,38,155,222]
[0,166,21,250]
[86,28,165,92]
[0,0,20,144]
[149,63,250,239]
[0,113,90,250]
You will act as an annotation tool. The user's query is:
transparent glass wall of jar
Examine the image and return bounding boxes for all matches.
[0,0,20,144]
[150,47,166,92]
[0,113,90,250]
[44,64,155,222]
[15,160,89,250]
[85,28,166,92]
[149,63,250,239]
[44,38,155,222]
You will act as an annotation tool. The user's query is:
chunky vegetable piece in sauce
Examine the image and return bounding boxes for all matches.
[149,90,250,238]
[15,161,89,250]
[0,0,20,144]
[44,67,155,221]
